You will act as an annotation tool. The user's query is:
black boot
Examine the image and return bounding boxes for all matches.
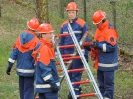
[68,95,73,99]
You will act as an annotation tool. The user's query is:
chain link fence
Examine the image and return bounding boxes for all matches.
[49,0,133,99]
[1,0,133,99]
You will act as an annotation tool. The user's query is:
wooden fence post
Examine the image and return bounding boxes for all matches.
[60,0,64,18]
[83,0,86,21]
[110,1,116,30]
[0,5,1,17]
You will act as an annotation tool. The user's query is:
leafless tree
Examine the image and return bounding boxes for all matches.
[35,0,49,23]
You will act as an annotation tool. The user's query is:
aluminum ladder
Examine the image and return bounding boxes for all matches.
[56,23,103,99]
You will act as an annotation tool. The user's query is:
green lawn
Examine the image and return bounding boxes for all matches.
[0,0,133,99]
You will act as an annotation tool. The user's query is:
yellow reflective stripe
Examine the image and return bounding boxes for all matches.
[98,62,118,67]
[35,82,60,88]
[17,69,34,73]
[8,58,15,63]
[43,74,52,81]
[103,43,106,52]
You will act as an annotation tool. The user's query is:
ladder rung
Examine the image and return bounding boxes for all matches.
[63,56,80,61]
[54,34,59,37]
[59,33,70,37]
[56,62,67,65]
[59,44,75,49]
[77,93,96,98]
[58,68,85,73]
[68,68,85,73]
[57,68,63,72]
[72,80,90,85]
[59,75,64,78]
[61,54,75,57]
[55,33,70,37]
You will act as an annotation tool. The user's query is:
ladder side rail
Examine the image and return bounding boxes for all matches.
[53,36,60,49]
[68,23,103,99]
[59,32,89,84]
[56,46,77,99]
[60,60,73,84]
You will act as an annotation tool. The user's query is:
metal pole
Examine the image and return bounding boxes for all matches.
[60,0,64,18]
[83,0,87,21]
[0,5,1,17]
[110,1,116,30]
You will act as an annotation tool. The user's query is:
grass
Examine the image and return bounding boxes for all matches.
[1,0,133,99]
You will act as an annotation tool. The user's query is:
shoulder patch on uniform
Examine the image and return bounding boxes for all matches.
[110,37,114,42]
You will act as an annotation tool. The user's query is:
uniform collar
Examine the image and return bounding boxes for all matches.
[69,17,78,23]
[40,38,53,48]
[97,20,109,31]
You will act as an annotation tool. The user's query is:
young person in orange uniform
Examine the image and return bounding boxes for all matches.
[32,23,60,99]
[84,10,118,99]
[59,2,90,99]
[6,18,40,99]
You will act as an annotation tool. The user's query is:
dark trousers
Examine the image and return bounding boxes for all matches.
[19,76,34,99]
[97,70,114,99]
[68,59,84,96]
[39,92,58,99]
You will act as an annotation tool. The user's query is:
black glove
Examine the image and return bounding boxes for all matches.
[51,83,58,92]
[83,42,92,51]
[6,67,11,75]
[92,41,102,48]
[84,45,91,51]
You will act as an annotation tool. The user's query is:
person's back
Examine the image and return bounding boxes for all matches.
[13,30,39,76]
[6,18,40,99]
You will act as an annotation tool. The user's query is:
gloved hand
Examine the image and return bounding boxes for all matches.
[51,83,58,92]
[92,41,102,48]
[6,67,11,75]
[83,46,91,51]
[83,42,92,46]
[82,42,92,51]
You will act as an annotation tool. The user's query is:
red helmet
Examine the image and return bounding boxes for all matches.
[27,18,40,30]
[66,2,78,11]
[37,23,54,33]
[92,10,106,24]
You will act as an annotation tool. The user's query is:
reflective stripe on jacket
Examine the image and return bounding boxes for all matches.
[8,30,39,77]
[33,39,60,93]
[59,17,90,59]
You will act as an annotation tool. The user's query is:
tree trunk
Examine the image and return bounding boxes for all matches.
[35,0,49,24]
